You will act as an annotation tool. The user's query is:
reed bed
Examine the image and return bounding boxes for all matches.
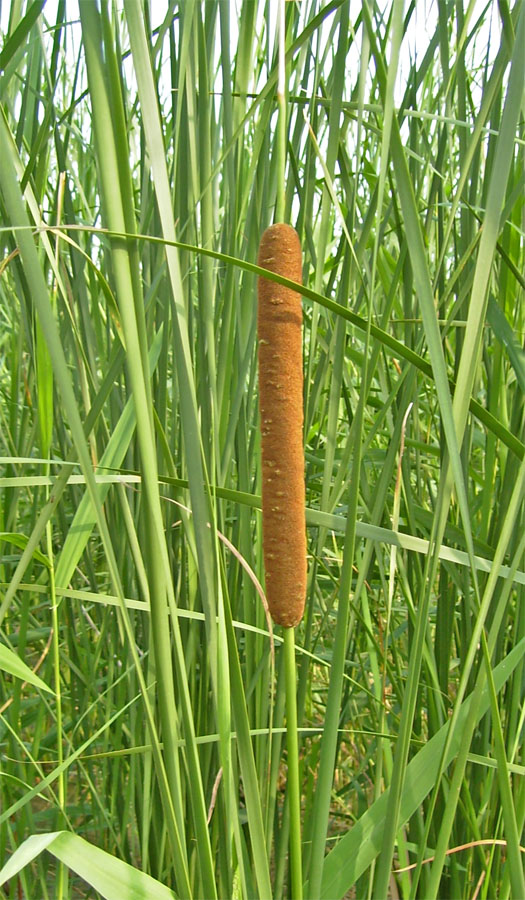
[0,1,523,898]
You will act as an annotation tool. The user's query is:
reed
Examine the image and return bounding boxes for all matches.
[0,2,523,898]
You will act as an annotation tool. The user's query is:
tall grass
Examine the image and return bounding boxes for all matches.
[0,1,523,898]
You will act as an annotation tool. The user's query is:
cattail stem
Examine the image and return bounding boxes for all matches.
[258,221,306,898]
[284,626,303,899]
[276,0,286,222]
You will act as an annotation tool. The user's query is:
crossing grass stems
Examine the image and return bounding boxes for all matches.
[0,1,524,898]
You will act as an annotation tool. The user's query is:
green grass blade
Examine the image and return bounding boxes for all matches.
[0,831,176,899]
[0,642,53,693]
[317,635,525,899]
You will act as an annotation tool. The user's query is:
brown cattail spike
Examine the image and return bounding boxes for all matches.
[257,224,306,627]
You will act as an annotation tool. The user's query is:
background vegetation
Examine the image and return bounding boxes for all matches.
[0,0,524,897]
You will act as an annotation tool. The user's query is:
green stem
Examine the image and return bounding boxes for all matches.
[46,493,65,900]
[284,626,302,899]
[276,0,286,223]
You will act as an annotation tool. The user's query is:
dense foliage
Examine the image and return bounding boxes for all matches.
[0,1,524,898]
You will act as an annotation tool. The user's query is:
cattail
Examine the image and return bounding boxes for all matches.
[257,224,306,627]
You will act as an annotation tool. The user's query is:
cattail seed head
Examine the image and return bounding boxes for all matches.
[257,223,306,628]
